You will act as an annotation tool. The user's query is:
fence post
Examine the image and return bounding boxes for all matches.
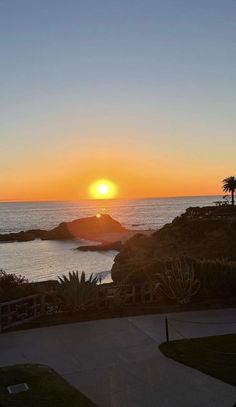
[132,285,136,304]
[40,294,46,315]
[0,305,2,333]
[165,317,169,343]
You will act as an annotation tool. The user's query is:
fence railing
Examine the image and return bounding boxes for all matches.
[0,294,45,332]
[0,282,160,332]
[100,282,159,306]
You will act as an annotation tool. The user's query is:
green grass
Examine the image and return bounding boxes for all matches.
[0,364,96,406]
[159,334,236,386]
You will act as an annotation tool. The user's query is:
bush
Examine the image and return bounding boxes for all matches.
[156,257,200,304]
[0,270,34,302]
[120,256,236,302]
[192,258,236,298]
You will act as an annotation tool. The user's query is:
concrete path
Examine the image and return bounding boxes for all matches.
[0,308,235,406]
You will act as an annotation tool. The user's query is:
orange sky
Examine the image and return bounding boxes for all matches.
[1,116,231,202]
[0,143,225,202]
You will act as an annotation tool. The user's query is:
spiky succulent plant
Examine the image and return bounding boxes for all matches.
[58,271,99,311]
[157,257,200,304]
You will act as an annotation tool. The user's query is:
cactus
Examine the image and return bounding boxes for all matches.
[157,257,200,304]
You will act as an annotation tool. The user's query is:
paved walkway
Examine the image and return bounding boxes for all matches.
[0,308,235,406]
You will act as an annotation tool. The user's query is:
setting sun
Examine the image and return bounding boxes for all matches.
[89,179,117,199]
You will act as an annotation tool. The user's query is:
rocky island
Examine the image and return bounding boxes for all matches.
[0,213,153,247]
[76,241,123,252]
[0,214,127,243]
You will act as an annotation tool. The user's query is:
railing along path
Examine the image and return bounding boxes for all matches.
[0,294,45,332]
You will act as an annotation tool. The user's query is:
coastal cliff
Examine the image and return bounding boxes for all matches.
[111,206,236,282]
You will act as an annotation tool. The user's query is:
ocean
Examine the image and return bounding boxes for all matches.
[0,196,220,282]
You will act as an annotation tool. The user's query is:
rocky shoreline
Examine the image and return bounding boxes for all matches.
[2,205,236,285]
[111,205,236,282]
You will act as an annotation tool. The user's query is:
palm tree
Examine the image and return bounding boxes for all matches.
[222,176,236,205]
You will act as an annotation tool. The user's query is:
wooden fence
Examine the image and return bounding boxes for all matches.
[0,294,45,332]
[0,282,160,332]
[100,282,159,306]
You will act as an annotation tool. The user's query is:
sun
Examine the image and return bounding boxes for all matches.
[97,184,108,195]
[89,179,117,199]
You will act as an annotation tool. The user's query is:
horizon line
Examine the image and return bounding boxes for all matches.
[0,193,223,204]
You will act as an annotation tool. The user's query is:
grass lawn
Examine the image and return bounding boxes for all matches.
[159,334,236,387]
[0,364,96,407]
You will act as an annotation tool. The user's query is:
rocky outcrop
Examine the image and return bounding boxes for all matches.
[0,214,126,243]
[76,241,122,252]
[111,206,236,282]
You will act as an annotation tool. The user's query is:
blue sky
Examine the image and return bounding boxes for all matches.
[0,0,236,200]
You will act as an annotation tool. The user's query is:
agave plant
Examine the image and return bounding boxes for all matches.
[157,257,200,304]
[58,271,99,311]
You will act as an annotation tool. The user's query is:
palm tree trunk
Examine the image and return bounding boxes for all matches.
[232,189,235,206]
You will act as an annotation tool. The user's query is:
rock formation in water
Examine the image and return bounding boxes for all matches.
[76,241,122,252]
[0,214,126,243]
[111,206,236,282]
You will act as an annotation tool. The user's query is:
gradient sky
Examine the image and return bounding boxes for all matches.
[0,0,236,201]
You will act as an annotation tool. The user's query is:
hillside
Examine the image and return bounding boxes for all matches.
[111,206,236,282]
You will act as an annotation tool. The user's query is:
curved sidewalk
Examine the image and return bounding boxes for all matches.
[0,308,235,406]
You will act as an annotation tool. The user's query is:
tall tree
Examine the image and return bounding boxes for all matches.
[222,176,236,205]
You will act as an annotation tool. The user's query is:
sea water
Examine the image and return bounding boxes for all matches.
[0,196,220,282]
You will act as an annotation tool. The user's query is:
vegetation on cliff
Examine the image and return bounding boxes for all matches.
[111,206,236,285]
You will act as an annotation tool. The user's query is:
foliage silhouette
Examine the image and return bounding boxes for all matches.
[58,271,99,311]
[157,257,200,304]
[222,175,236,205]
